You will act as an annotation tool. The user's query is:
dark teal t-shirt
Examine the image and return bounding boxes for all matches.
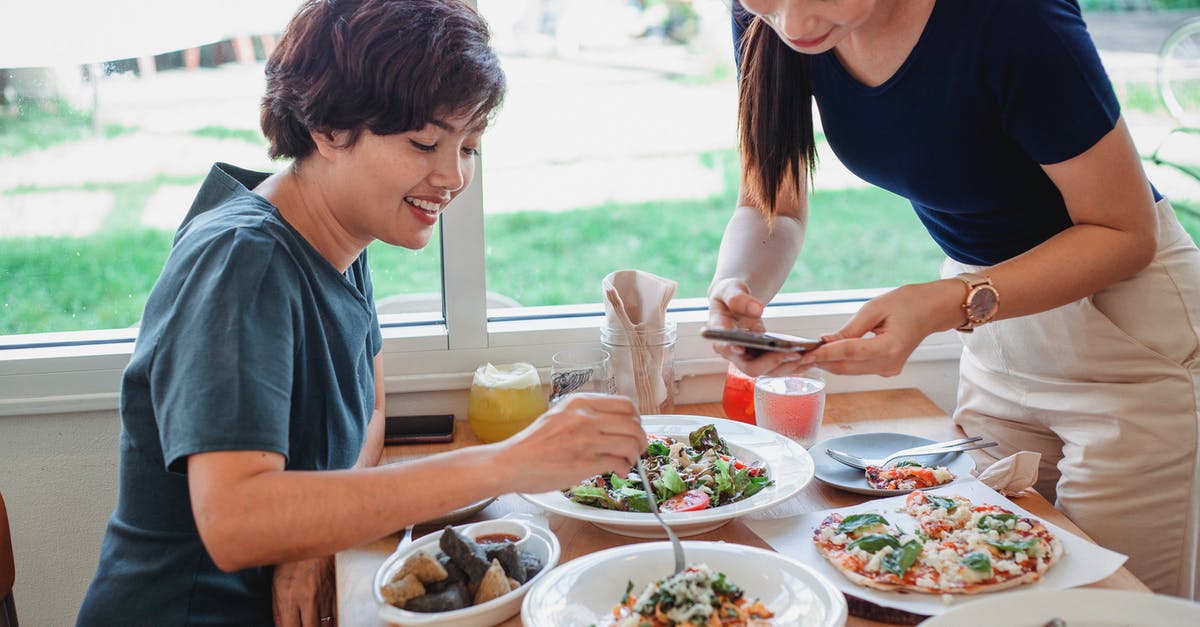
[78,163,382,626]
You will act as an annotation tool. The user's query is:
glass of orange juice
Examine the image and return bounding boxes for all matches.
[467,362,548,443]
[721,362,757,425]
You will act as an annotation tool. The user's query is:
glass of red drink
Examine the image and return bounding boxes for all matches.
[753,369,827,447]
[721,362,757,424]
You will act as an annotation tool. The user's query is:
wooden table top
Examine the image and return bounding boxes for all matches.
[336,388,1148,626]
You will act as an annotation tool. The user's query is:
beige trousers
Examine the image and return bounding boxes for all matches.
[946,198,1200,599]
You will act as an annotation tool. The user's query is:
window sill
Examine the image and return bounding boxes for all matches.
[0,289,964,417]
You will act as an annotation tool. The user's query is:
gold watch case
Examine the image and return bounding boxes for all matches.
[954,272,999,332]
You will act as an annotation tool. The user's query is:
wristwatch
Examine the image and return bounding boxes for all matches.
[953,272,999,332]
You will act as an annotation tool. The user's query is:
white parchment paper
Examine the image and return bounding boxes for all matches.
[744,478,1128,616]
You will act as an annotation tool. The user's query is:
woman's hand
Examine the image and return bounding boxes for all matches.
[707,277,805,376]
[272,555,336,627]
[494,393,645,494]
[801,281,963,376]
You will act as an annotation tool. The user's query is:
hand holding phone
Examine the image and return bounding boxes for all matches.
[700,327,824,356]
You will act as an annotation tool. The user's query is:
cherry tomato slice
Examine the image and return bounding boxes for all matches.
[659,489,711,512]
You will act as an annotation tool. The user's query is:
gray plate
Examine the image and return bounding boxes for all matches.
[414,496,497,529]
[812,432,976,496]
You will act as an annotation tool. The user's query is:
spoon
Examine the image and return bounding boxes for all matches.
[636,458,686,575]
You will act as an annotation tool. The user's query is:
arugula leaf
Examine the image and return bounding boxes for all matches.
[881,540,923,577]
[847,534,902,553]
[656,465,687,498]
[743,475,772,498]
[616,486,652,513]
[645,440,671,457]
[836,513,890,534]
[987,538,1040,553]
[961,551,993,573]
[567,485,620,510]
[894,461,923,467]
[731,467,751,497]
[977,513,1018,530]
[713,458,734,495]
[608,473,632,490]
[925,495,958,511]
[688,425,730,455]
[619,580,635,605]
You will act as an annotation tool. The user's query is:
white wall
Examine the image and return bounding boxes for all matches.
[0,360,959,627]
[1,410,121,627]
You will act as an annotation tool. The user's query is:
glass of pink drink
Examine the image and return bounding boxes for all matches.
[753,370,827,448]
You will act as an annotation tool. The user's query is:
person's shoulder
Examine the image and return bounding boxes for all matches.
[985,0,1087,33]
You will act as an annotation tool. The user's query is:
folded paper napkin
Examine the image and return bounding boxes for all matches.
[602,269,676,332]
[602,270,677,413]
[976,450,1041,496]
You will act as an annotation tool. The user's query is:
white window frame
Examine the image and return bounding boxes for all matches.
[0,168,964,418]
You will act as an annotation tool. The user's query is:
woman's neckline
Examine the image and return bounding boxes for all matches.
[828,0,939,93]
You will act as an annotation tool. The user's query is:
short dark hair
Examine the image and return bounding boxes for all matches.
[261,0,506,160]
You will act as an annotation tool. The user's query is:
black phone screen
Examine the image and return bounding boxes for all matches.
[384,414,455,444]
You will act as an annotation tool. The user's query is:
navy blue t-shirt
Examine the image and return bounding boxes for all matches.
[733,0,1159,265]
[77,163,382,626]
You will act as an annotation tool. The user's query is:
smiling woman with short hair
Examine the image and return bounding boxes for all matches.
[75,2,646,625]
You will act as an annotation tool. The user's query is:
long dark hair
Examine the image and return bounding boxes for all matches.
[735,7,817,218]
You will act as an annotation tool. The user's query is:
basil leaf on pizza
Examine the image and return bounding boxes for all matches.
[987,537,1040,553]
[836,513,889,534]
[847,534,902,553]
[881,539,923,577]
[978,513,1018,530]
[961,551,993,573]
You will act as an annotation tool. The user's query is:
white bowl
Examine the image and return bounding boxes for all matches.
[459,518,532,549]
[521,540,848,627]
[373,515,560,627]
[521,414,815,537]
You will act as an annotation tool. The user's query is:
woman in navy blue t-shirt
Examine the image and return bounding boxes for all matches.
[709,0,1200,598]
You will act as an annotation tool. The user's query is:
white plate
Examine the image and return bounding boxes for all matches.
[373,515,560,627]
[918,588,1200,626]
[520,414,815,537]
[521,540,848,627]
[812,432,976,496]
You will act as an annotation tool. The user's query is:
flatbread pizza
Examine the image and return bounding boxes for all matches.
[812,490,1063,595]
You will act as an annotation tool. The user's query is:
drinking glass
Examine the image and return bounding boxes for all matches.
[467,362,548,442]
[721,362,757,424]
[549,348,615,405]
[753,368,827,448]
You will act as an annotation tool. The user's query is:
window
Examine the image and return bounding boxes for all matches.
[24,1,1198,413]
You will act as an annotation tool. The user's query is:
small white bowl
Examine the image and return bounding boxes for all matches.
[374,516,559,627]
[459,518,532,549]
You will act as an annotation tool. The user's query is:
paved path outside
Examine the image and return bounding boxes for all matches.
[1,8,1198,238]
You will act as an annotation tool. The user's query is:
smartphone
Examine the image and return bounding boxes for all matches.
[384,414,456,445]
[700,327,824,354]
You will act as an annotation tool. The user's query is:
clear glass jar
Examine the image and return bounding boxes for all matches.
[600,321,677,414]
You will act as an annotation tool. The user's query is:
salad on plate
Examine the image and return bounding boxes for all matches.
[564,425,773,513]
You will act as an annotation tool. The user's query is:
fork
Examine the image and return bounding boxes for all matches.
[637,458,686,575]
[825,436,997,470]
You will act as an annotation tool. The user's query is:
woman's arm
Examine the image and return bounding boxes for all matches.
[707,186,810,374]
[187,393,644,572]
[808,117,1157,375]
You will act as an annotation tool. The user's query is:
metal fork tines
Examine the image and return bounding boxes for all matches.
[637,458,686,575]
[825,436,997,470]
